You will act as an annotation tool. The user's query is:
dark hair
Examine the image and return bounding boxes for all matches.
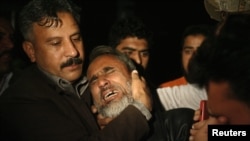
[188,13,250,105]
[181,24,214,48]
[108,16,153,49]
[89,45,136,72]
[18,0,81,41]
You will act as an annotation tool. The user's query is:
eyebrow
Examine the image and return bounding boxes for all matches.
[103,66,114,72]
[182,46,195,50]
[45,36,62,43]
[45,32,81,42]
[89,66,114,83]
[121,46,149,52]
[121,47,136,51]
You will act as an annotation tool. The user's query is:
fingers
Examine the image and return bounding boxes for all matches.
[131,70,152,111]
[192,120,207,131]
[131,70,146,82]
[96,114,113,130]
[131,70,139,79]
[131,70,140,80]
[189,120,208,141]
[91,105,114,129]
[189,116,228,141]
[91,105,98,114]
[193,109,201,121]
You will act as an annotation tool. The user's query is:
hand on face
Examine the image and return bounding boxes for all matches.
[189,115,228,141]
[131,70,152,111]
[91,105,114,130]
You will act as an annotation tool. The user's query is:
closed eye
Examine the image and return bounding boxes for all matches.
[71,34,82,42]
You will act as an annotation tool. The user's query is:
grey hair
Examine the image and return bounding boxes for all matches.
[89,45,136,72]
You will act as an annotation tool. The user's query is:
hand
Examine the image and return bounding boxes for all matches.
[189,116,228,141]
[189,119,207,141]
[96,113,114,130]
[193,109,201,122]
[91,105,114,129]
[131,70,152,111]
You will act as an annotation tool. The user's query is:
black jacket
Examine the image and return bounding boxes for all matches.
[0,65,149,141]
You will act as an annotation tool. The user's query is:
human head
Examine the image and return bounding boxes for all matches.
[108,16,153,69]
[181,24,213,76]
[188,13,250,124]
[87,45,136,118]
[0,14,14,77]
[18,0,84,83]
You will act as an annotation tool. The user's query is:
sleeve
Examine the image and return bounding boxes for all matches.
[131,100,152,120]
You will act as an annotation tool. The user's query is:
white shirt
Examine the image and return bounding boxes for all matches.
[157,83,207,111]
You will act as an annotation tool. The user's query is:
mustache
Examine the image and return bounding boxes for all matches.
[60,57,83,69]
[0,49,13,57]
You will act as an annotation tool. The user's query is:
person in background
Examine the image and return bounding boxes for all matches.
[108,16,153,71]
[156,24,214,111]
[188,13,250,141]
[0,0,152,140]
[156,0,250,111]
[108,15,164,111]
[159,24,214,88]
[0,12,14,95]
[107,16,196,141]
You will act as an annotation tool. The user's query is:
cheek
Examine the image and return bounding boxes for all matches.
[142,57,149,64]
[182,57,189,70]
[78,45,84,57]
[90,86,101,102]
[142,56,149,61]
[184,55,192,62]
[111,75,130,87]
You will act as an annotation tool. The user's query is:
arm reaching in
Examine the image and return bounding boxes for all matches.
[189,109,228,141]
[131,70,152,112]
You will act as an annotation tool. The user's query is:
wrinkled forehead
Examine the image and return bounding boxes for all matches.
[89,55,125,69]
[87,55,128,75]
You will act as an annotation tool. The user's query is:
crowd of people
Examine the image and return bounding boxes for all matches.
[1,0,250,141]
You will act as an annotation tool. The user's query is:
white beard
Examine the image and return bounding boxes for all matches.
[96,81,133,118]
[98,95,133,118]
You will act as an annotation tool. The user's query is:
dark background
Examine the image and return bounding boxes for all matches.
[0,0,218,86]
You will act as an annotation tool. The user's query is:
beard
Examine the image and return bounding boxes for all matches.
[95,81,133,118]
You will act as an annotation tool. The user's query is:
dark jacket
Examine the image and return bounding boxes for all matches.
[0,65,149,141]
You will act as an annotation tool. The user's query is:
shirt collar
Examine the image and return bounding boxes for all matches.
[37,66,88,97]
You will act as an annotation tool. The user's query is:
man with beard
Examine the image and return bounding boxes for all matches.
[0,0,152,140]
[87,45,177,141]
[87,45,152,121]
[0,13,14,95]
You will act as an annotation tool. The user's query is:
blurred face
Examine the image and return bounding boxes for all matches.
[0,18,14,76]
[182,34,206,73]
[23,12,84,83]
[207,81,250,124]
[116,37,149,69]
[87,55,133,118]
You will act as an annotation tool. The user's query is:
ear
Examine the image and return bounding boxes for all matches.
[23,41,36,62]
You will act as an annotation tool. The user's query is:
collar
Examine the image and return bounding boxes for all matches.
[37,66,88,97]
